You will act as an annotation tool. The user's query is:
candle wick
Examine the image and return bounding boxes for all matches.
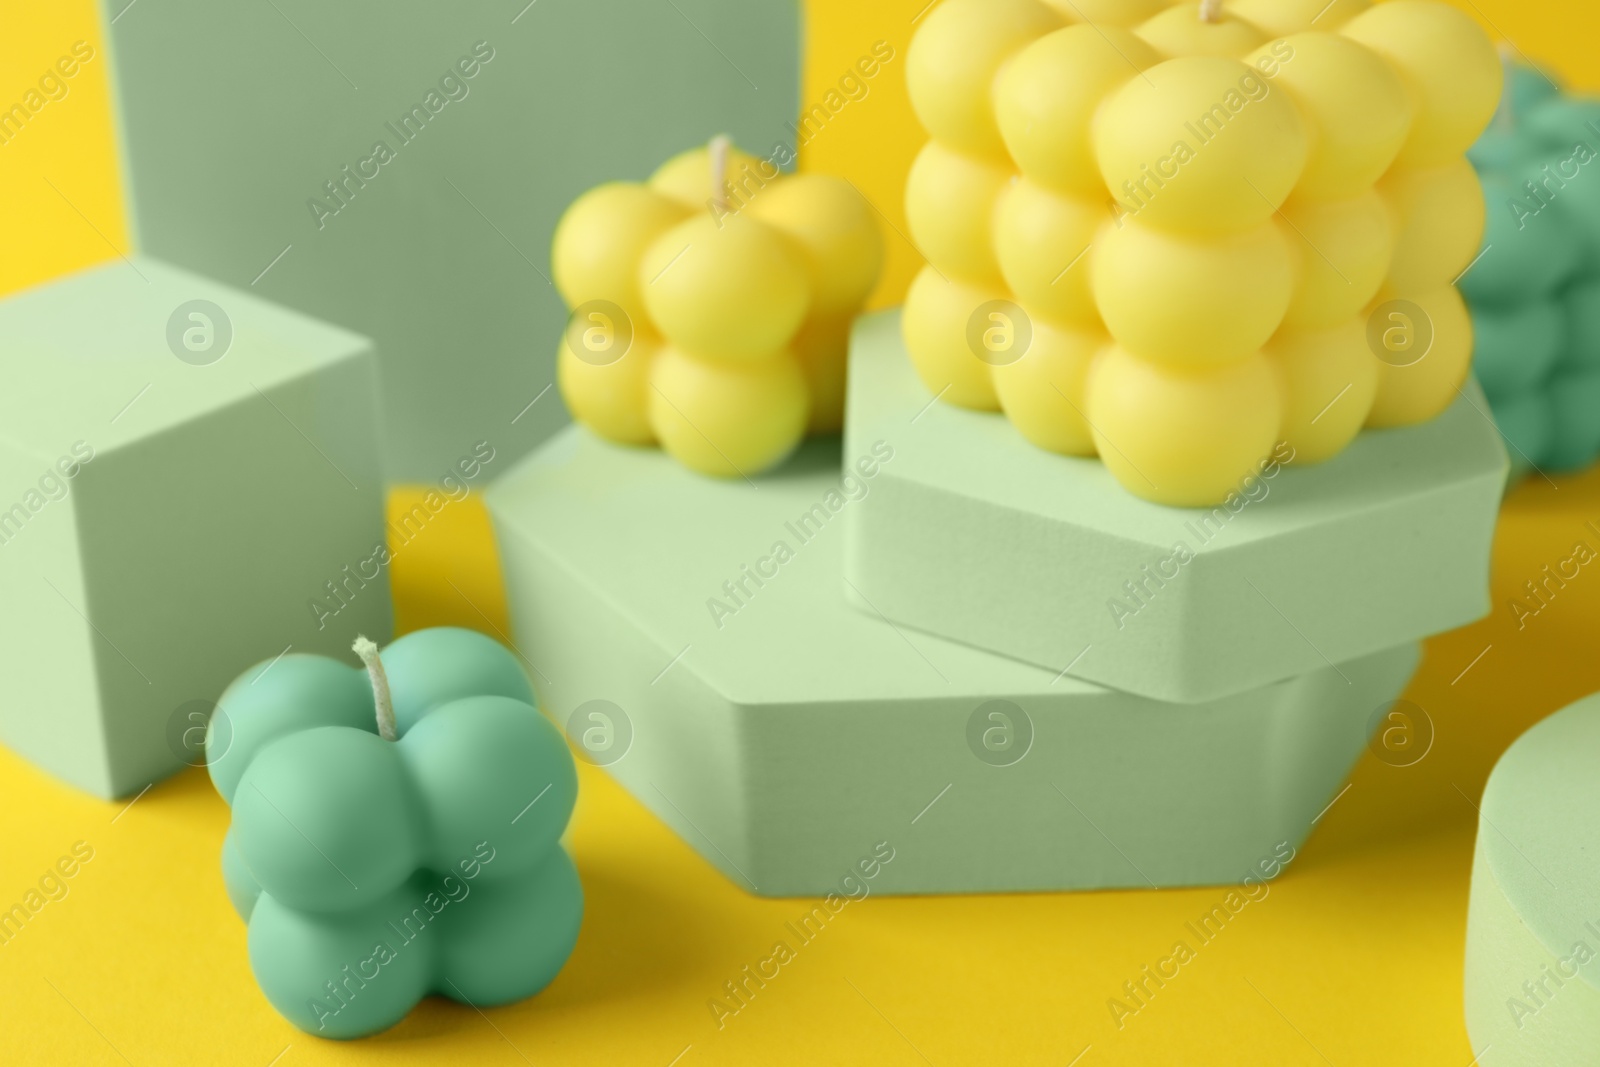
[709,133,730,215]
[1199,0,1222,23]
[352,635,398,742]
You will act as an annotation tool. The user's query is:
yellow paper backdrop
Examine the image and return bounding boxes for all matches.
[3,2,1599,1063]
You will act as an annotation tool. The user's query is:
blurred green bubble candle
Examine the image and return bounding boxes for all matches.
[1464,53,1600,480]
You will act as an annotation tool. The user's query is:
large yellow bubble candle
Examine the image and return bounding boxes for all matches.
[552,139,884,477]
[902,0,1500,506]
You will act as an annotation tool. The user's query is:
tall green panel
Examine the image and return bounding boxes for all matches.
[98,0,801,479]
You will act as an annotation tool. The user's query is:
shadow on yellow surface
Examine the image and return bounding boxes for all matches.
[1324,467,1600,861]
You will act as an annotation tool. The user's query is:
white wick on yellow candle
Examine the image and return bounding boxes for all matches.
[352,635,397,742]
[709,133,731,214]
[1199,0,1222,23]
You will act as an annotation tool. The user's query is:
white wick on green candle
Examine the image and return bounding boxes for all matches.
[352,635,397,742]
[1199,0,1222,23]
[709,134,731,214]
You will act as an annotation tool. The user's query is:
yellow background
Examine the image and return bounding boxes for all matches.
[3,1,1599,1063]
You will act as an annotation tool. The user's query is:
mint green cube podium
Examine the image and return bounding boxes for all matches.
[844,310,1507,704]
[487,427,1419,896]
[0,258,390,798]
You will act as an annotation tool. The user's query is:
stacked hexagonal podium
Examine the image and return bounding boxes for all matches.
[486,305,1508,898]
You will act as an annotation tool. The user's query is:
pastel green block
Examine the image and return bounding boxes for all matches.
[843,310,1505,704]
[486,427,1420,896]
[1465,693,1600,1066]
[0,257,389,798]
[99,0,801,480]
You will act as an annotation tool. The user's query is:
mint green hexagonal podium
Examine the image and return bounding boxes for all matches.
[0,257,389,798]
[98,0,801,479]
[487,427,1419,896]
[843,310,1508,704]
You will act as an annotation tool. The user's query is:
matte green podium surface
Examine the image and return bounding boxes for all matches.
[0,257,390,798]
[99,0,801,480]
[487,426,1419,896]
[1465,693,1600,1066]
[844,309,1507,704]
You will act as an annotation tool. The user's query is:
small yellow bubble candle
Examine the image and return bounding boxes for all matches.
[552,139,884,476]
[902,0,1500,505]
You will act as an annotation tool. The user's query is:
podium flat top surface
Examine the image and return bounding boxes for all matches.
[0,257,371,456]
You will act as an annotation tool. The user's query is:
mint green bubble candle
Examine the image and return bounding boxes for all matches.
[1465,59,1600,477]
[205,627,581,1039]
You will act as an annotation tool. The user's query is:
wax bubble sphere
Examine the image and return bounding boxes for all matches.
[902,0,1500,505]
[906,0,1063,161]
[207,628,581,1039]
[552,182,685,324]
[993,25,1160,199]
[1461,61,1600,481]
[639,213,810,362]
[1094,55,1310,235]
[552,141,884,477]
